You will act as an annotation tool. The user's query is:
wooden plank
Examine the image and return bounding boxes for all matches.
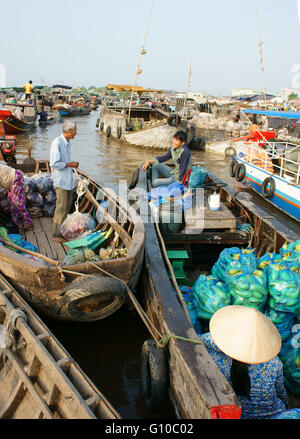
[23,229,39,250]
[0,380,26,419]
[38,217,67,260]
[34,230,54,259]
[5,349,54,419]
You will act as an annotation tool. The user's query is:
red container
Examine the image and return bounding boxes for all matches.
[0,110,12,118]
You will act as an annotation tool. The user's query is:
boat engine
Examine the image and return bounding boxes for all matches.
[0,136,17,164]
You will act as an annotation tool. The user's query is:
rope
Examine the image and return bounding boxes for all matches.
[0,309,27,349]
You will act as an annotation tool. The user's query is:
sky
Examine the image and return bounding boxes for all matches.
[1,0,299,95]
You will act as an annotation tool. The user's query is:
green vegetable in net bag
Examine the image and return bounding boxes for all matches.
[63,246,101,265]
[257,252,282,270]
[267,264,300,316]
[192,275,231,320]
[211,247,257,281]
[226,269,268,311]
[279,332,300,397]
[264,308,295,341]
[279,240,300,259]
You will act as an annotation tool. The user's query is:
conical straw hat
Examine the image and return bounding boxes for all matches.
[209,305,282,364]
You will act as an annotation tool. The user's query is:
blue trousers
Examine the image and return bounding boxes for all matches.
[151,163,176,188]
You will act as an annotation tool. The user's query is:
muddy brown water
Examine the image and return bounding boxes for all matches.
[14,110,299,418]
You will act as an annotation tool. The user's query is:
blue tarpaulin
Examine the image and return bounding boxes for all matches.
[241,109,300,119]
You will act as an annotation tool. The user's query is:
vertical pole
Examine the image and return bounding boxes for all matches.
[183,61,192,110]
[255,2,267,106]
[128,2,154,123]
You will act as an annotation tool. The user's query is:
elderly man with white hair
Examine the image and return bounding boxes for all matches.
[50,120,79,242]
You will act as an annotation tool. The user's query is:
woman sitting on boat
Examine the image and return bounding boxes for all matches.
[142,130,192,188]
[0,153,33,231]
[200,305,289,419]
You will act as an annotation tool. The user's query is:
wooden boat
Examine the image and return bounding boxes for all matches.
[97,105,203,150]
[54,106,91,117]
[0,109,36,134]
[135,167,299,419]
[0,159,145,322]
[0,273,120,419]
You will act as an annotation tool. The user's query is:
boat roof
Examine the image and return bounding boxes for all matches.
[241,108,300,119]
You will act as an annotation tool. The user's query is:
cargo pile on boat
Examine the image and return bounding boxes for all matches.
[190,113,250,137]
[181,240,300,397]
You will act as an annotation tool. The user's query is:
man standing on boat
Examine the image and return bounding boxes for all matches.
[50,121,79,243]
[142,130,192,187]
[23,80,33,102]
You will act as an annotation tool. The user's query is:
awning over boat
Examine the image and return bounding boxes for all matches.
[241,109,300,119]
[106,84,162,94]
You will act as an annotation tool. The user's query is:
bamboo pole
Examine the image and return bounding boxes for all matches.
[183,61,192,111]
[255,2,267,106]
[127,2,154,123]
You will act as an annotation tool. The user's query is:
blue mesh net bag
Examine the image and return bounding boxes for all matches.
[211,247,257,281]
[257,252,282,270]
[175,286,202,337]
[279,240,300,259]
[264,308,295,342]
[279,333,300,397]
[273,409,300,419]
[267,264,300,316]
[192,275,231,320]
[226,269,268,312]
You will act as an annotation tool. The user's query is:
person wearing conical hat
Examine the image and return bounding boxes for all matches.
[199,305,289,419]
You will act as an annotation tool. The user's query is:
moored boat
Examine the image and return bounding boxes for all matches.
[0,109,36,134]
[0,159,145,322]
[0,273,120,419]
[135,166,299,418]
[230,112,300,222]
[53,106,91,117]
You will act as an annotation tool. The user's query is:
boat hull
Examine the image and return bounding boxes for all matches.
[0,274,120,419]
[238,160,300,221]
[58,109,91,117]
[0,114,36,134]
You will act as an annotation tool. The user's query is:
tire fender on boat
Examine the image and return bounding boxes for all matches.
[261,176,275,198]
[229,159,238,178]
[99,121,104,131]
[128,167,140,190]
[235,163,246,182]
[116,127,122,138]
[60,275,126,322]
[140,339,168,412]
[105,126,111,137]
[167,114,181,127]
[225,145,236,158]
[96,118,100,128]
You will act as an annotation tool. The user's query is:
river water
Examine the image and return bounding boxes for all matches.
[14,110,297,418]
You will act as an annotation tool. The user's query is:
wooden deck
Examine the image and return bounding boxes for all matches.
[183,195,236,234]
[22,217,67,262]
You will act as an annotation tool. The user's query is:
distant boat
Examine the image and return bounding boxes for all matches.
[230,109,300,221]
[53,105,91,117]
